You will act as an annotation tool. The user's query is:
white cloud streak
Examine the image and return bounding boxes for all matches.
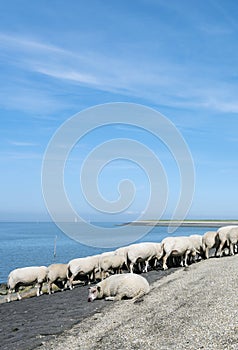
[8,141,39,147]
[1,32,238,115]
[0,33,66,54]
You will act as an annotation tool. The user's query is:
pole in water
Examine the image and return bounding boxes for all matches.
[54,235,57,257]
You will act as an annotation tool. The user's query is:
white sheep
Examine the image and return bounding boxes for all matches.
[202,231,219,259]
[7,266,47,302]
[188,235,204,262]
[127,242,164,273]
[99,253,126,280]
[161,236,197,270]
[87,273,150,302]
[216,225,238,257]
[227,227,238,255]
[114,246,130,259]
[47,263,68,294]
[114,246,131,271]
[114,246,129,256]
[67,255,100,289]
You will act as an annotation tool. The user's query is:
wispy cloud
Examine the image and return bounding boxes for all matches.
[36,67,98,85]
[8,140,39,147]
[1,32,238,116]
[0,33,66,54]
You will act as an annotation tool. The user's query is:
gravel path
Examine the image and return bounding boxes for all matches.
[37,255,238,350]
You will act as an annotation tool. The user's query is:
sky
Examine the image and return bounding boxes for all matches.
[1,0,238,222]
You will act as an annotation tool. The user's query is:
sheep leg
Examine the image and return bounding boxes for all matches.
[14,285,22,300]
[184,250,190,267]
[7,289,12,303]
[85,274,90,285]
[89,270,95,284]
[205,246,209,259]
[62,280,68,291]
[217,240,226,257]
[36,283,41,296]
[191,250,197,263]
[39,282,44,295]
[189,252,194,264]
[230,243,235,256]
[105,295,122,301]
[132,289,146,302]
[214,245,219,257]
[105,296,115,301]
[142,260,149,273]
[69,276,74,290]
[129,262,134,274]
[162,253,169,270]
[235,243,238,253]
[153,258,158,268]
[48,282,52,294]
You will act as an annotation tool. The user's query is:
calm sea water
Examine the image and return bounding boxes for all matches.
[0,221,218,283]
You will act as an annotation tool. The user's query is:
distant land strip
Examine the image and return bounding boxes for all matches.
[122,220,238,228]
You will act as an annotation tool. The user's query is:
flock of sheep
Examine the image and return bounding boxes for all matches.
[6,225,238,303]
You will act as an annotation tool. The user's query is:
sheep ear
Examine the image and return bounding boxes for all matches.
[97,286,101,293]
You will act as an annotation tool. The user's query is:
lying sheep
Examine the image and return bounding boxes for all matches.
[127,242,164,273]
[88,273,150,302]
[67,255,100,289]
[47,263,68,294]
[161,236,196,270]
[202,231,219,259]
[99,253,126,280]
[216,225,238,257]
[7,266,47,302]
[227,227,238,255]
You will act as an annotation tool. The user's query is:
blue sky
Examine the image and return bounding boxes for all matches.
[1,0,238,221]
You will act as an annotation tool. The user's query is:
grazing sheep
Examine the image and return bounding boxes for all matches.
[114,246,131,271]
[188,235,204,262]
[88,273,150,302]
[161,236,197,270]
[114,246,130,257]
[100,251,116,257]
[99,253,126,280]
[7,266,47,302]
[67,255,100,289]
[127,242,164,273]
[216,226,238,257]
[227,227,238,255]
[202,231,219,259]
[47,263,68,294]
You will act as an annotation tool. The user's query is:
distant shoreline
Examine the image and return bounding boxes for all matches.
[122,219,238,228]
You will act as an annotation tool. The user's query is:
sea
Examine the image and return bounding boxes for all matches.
[0,221,219,283]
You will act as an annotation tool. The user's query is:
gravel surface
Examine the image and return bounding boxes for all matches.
[0,266,175,350]
[37,255,238,350]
